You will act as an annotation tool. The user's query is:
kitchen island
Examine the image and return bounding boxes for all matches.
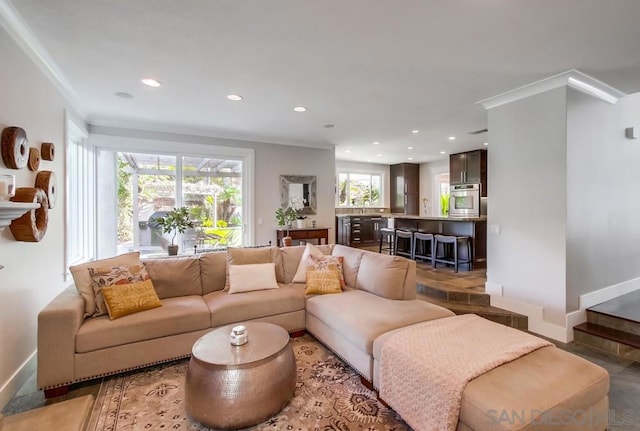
[392,215,487,269]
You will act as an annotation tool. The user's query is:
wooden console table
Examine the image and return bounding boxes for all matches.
[276,227,329,246]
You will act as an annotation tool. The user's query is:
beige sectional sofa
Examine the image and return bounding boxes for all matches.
[38,244,452,392]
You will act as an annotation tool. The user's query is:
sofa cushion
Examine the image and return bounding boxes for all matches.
[76,296,210,353]
[331,244,365,288]
[281,244,334,284]
[199,251,227,294]
[226,247,285,287]
[356,253,411,300]
[228,263,279,294]
[143,256,202,299]
[306,289,454,354]
[102,279,163,320]
[204,283,305,327]
[70,251,141,317]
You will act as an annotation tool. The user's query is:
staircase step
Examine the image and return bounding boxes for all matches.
[417,283,490,305]
[587,309,640,336]
[574,322,640,362]
[417,294,528,330]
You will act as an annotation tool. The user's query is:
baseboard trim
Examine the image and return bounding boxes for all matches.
[490,295,570,342]
[565,309,586,343]
[0,350,36,411]
[579,277,640,309]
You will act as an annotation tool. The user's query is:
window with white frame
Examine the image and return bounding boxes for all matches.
[337,172,382,207]
[65,119,96,277]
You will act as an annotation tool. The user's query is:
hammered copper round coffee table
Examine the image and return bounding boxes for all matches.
[185,322,296,429]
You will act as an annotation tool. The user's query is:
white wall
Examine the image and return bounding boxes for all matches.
[419,159,448,216]
[90,126,336,248]
[486,87,568,326]
[566,89,640,310]
[335,160,390,208]
[0,27,81,407]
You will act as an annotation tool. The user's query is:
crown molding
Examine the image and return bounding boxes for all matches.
[89,117,336,151]
[0,0,86,117]
[477,69,626,110]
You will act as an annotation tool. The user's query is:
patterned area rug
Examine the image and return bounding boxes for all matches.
[86,334,410,430]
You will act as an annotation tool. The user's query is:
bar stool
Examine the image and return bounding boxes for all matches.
[379,227,395,255]
[394,230,414,259]
[412,232,434,265]
[433,234,472,272]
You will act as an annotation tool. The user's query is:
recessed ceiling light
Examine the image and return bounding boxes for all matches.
[324,124,335,128]
[367,159,372,162]
[115,92,133,99]
[440,151,446,154]
[141,78,161,87]
[226,94,243,101]
[293,106,307,112]
[408,146,413,150]
[408,157,413,160]
[345,150,351,153]
[412,130,419,134]
[373,141,379,145]
[376,154,382,157]
[483,142,489,146]
[448,136,456,140]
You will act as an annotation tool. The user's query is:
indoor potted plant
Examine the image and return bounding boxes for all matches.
[275,206,296,246]
[290,196,307,228]
[152,207,194,255]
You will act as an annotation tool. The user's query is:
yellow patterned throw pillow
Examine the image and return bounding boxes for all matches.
[305,269,342,295]
[101,279,162,320]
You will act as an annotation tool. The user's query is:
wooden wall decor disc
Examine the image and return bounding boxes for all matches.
[1,127,29,169]
[9,187,49,242]
[35,171,57,209]
[41,142,55,161]
[28,147,41,171]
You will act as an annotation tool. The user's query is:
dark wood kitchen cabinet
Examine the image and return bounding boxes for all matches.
[390,163,419,215]
[335,216,388,247]
[449,149,487,197]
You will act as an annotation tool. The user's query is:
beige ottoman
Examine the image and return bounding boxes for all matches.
[373,328,610,431]
[185,322,296,429]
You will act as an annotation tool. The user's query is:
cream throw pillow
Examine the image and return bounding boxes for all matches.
[292,243,325,283]
[228,263,279,294]
[70,251,141,317]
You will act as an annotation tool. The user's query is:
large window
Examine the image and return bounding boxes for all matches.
[116,152,243,256]
[337,172,382,207]
[65,118,95,279]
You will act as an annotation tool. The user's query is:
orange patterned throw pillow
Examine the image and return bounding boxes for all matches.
[88,264,151,317]
[305,269,342,295]
[101,279,162,320]
[305,254,346,288]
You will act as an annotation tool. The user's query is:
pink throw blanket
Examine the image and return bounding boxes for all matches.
[379,314,552,431]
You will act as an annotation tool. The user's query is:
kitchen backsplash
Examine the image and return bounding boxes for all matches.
[335,207,391,215]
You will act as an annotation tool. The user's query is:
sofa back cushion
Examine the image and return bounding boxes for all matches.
[199,251,228,294]
[226,247,284,287]
[143,256,202,299]
[356,252,416,300]
[331,244,365,288]
[280,244,334,284]
[70,251,141,317]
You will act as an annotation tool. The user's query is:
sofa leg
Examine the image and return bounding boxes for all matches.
[44,385,69,399]
[289,330,306,338]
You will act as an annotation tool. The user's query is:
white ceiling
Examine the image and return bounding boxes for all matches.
[5,0,640,164]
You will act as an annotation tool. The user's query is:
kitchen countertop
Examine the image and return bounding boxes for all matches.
[390,215,487,222]
[335,213,486,222]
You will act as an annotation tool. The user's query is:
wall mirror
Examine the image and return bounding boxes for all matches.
[280,175,317,215]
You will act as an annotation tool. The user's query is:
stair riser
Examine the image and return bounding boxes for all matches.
[587,310,640,336]
[416,284,490,305]
[574,330,640,362]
